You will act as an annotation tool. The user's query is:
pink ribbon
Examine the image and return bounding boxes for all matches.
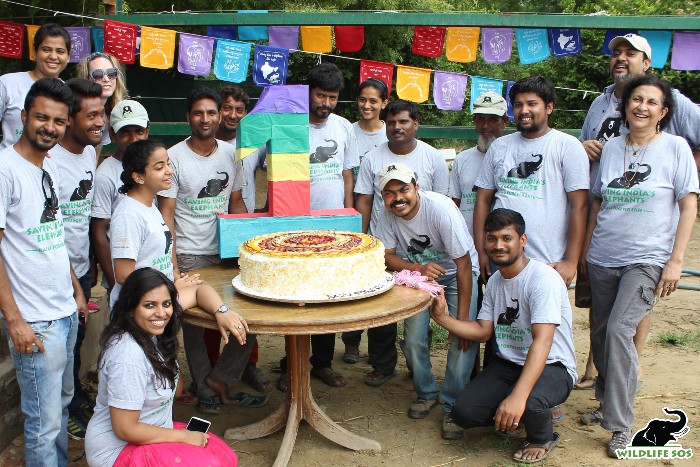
[393,270,445,297]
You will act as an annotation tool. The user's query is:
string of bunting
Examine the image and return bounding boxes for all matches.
[1,11,698,111]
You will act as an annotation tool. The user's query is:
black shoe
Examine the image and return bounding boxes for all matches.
[67,415,87,440]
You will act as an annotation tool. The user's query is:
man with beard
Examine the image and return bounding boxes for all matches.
[374,163,479,440]
[449,91,509,238]
[0,78,88,466]
[158,87,259,415]
[430,208,576,464]
[49,78,104,439]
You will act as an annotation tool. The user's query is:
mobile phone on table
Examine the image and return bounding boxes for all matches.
[186,416,211,433]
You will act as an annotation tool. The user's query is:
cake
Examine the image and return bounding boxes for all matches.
[238,230,388,299]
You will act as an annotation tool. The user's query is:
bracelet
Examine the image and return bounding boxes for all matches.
[413,263,420,271]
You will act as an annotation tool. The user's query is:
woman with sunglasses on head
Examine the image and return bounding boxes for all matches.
[76,52,128,155]
[0,23,71,150]
[85,268,239,466]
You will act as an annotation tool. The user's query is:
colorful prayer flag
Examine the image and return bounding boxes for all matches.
[549,28,581,58]
[396,66,431,103]
[671,31,700,71]
[65,27,91,63]
[359,60,394,96]
[140,26,176,69]
[237,10,268,41]
[515,28,550,64]
[214,39,251,83]
[602,29,637,55]
[433,71,468,111]
[481,28,513,64]
[206,26,237,41]
[412,26,446,58]
[91,27,104,53]
[253,45,289,86]
[0,21,24,59]
[640,30,672,68]
[445,27,479,63]
[104,20,138,64]
[470,76,504,112]
[268,26,298,50]
[177,33,214,77]
[506,80,515,120]
[334,26,364,52]
[26,24,40,60]
[300,26,332,53]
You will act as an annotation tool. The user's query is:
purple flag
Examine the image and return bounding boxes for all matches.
[432,71,468,111]
[178,33,214,77]
[269,26,298,50]
[66,27,91,63]
[253,44,289,87]
[671,31,700,71]
[250,85,309,115]
[481,28,513,64]
[506,80,515,120]
[602,29,637,55]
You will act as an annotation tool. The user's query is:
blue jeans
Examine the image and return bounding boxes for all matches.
[403,272,479,413]
[3,312,78,467]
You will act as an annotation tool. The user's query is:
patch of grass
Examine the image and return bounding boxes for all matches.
[657,330,700,351]
[459,444,484,454]
[489,436,514,453]
[395,320,451,350]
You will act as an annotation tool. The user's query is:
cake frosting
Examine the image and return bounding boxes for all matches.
[238,230,387,298]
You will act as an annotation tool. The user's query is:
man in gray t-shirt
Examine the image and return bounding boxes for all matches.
[431,208,575,463]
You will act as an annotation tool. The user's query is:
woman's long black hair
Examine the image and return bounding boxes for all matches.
[98,268,182,389]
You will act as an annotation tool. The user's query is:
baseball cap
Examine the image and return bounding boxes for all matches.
[378,163,416,191]
[110,100,149,132]
[473,91,508,116]
[608,33,652,61]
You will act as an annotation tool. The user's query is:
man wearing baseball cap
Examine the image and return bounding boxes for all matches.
[90,99,150,292]
[374,162,479,440]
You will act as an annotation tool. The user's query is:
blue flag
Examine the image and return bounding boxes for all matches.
[253,45,289,86]
[91,27,104,53]
[515,28,551,64]
[470,76,503,112]
[602,29,637,55]
[238,10,268,41]
[506,80,515,120]
[206,26,237,41]
[214,39,251,83]
[549,28,581,58]
[640,30,672,68]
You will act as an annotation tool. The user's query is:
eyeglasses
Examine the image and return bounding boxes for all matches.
[42,169,58,210]
[90,67,119,81]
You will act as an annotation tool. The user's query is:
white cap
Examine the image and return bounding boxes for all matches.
[110,100,149,132]
[378,163,416,191]
[608,33,652,61]
[473,91,508,116]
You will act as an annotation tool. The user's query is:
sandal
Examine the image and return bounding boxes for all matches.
[242,366,272,393]
[276,372,290,392]
[574,375,596,390]
[175,390,199,405]
[311,367,347,388]
[197,396,222,415]
[513,432,561,464]
[222,392,269,408]
[364,370,397,387]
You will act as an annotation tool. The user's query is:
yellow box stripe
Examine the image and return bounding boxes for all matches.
[266,153,310,182]
[235,147,257,162]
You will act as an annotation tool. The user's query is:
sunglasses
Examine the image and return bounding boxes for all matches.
[90,67,119,81]
[42,169,58,210]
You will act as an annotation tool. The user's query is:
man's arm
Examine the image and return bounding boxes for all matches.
[693,150,700,170]
[156,196,179,277]
[227,190,247,214]
[384,248,446,279]
[90,218,115,290]
[429,289,492,342]
[342,169,354,208]
[70,267,88,325]
[355,194,373,234]
[453,254,475,351]
[493,323,555,432]
[550,189,588,286]
[473,188,495,283]
[0,229,45,353]
[657,193,698,298]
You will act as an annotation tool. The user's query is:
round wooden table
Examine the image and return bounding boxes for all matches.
[183,264,432,467]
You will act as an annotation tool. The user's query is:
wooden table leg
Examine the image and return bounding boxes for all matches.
[225,334,381,466]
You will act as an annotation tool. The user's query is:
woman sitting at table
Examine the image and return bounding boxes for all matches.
[85,268,239,466]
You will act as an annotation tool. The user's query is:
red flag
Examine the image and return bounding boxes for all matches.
[104,20,138,64]
[334,26,364,52]
[360,60,394,96]
[0,21,24,59]
[412,26,446,58]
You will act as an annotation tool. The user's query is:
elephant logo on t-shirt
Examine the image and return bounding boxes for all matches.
[607,164,652,189]
[596,117,623,145]
[497,298,520,325]
[310,140,338,163]
[407,235,432,255]
[198,172,229,198]
[70,171,94,201]
[507,154,543,179]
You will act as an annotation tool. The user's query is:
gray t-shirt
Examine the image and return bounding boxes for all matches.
[448,146,485,238]
[110,196,174,308]
[0,72,35,150]
[587,132,700,268]
[91,156,124,220]
[0,148,74,322]
[99,114,111,146]
[478,260,577,384]
[49,144,97,278]
[351,120,387,181]
[355,140,450,234]
[159,138,245,255]
[225,136,266,213]
[85,333,176,467]
[475,130,590,264]
[375,190,479,277]
[309,113,360,210]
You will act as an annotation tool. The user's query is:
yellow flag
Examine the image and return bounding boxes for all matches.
[446,27,480,63]
[300,26,332,53]
[140,26,176,69]
[396,66,432,103]
[26,25,40,61]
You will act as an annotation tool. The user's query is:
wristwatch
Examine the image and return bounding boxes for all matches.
[216,304,229,314]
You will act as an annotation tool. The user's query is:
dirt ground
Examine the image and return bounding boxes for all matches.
[2,222,699,467]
